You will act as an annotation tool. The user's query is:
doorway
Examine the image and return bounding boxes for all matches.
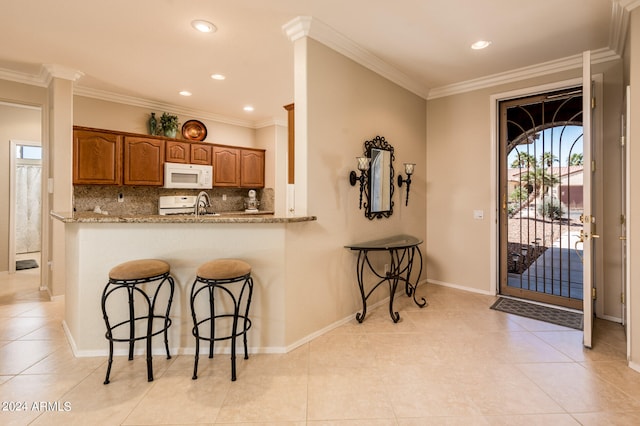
[9,141,43,275]
[499,87,585,310]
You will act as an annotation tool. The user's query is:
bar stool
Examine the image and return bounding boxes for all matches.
[190,259,253,381]
[101,259,175,384]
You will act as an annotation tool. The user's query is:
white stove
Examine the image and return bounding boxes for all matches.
[158,195,196,215]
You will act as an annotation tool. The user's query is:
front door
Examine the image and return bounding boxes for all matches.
[581,51,594,348]
[499,87,585,310]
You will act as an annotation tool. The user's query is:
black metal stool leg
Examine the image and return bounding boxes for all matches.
[163,276,175,359]
[101,284,114,385]
[127,286,135,361]
[230,305,239,381]
[104,339,113,385]
[208,285,215,358]
[146,304,154,382]
[191,279,201,380]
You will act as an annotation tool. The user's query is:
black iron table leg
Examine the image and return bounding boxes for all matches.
[345,235,427,323]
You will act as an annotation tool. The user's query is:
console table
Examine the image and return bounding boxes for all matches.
[345,234,426,323]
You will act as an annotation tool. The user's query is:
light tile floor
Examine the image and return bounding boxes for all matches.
[2,264,640,425]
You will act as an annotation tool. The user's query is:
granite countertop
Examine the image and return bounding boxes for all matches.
[50,211,317,224]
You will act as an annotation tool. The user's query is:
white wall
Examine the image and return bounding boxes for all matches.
[283,37,427,346]
[0,102,41,272]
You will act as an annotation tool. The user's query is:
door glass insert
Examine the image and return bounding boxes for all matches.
[499,88,584,310]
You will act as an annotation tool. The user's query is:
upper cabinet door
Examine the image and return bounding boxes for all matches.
[240,149,265,188]
[190,143,213,165]
[166,140,190,163]
[73,129,123,185]
[213,146,241,186]
[123,136,165,186]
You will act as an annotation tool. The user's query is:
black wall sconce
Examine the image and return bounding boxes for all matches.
[349,156,370,209]
[397,162,415,206]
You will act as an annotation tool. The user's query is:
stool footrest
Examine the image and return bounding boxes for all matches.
[192,316,252,342]
[106,316,173,342]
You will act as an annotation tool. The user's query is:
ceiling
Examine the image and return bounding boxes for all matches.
[0,0,623,127]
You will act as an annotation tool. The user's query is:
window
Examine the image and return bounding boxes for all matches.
[16,145,42,160]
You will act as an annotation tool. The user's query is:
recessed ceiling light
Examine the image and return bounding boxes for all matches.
[191,20,216,33]
[243,106,254,112]
[179,90,192,96]
[471,40,491,50]
[211,74,226,80]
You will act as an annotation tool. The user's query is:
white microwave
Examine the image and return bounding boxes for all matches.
[163,162,213,189]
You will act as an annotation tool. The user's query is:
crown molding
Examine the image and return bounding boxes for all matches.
[0,68,281,129]
[283,16,428,99]
[43,64,84,84]
[427,48,620,100]
[618,0,640,11]
[254,118,287,129]
[610,1,630,56]
[0,67,48,87]
[282,16,312,42]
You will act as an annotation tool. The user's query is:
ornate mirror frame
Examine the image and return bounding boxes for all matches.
[363,136,394,220]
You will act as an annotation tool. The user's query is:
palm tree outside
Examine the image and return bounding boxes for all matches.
[568,152,584,165]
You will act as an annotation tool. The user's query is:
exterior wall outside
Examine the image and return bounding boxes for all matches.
[284,37,427,346]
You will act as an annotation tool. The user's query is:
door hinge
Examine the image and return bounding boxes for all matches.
[621,214,626,226]
[591,160,596,172]
[592,97,596,109]
[621,136,626,147]
[592,288,597,300]
[621,292,625,304]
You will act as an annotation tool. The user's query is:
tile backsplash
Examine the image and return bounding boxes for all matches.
[74,186,274,215]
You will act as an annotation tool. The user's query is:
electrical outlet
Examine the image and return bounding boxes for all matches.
[222,194,227,201]
[117,193,124,203]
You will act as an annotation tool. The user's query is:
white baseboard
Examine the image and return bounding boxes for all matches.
[598,314,622,323]
[426,278,495,296]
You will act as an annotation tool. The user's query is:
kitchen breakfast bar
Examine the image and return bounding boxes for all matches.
[51,211,316,358]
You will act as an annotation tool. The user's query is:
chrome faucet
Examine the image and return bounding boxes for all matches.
[195,191,211,217]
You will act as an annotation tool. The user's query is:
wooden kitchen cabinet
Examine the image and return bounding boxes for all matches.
[73,126,264,188]
[212,146,241,186]
[212,146,265,187]
[166,141,212,165]
[73,128,122,185]
[190,143,213,165]
[123,136,165,185]
[240,149,265,187]
[166,140,190,163]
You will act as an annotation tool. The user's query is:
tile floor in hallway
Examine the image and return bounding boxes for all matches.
[2,263,640,425]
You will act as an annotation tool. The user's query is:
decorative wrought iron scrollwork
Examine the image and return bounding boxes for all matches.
[362,136,395,220]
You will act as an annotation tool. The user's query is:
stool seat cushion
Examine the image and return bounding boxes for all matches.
[109,259,170,280]
[197,259,251,280]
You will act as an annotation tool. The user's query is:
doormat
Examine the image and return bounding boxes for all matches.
[491,297,583,330]
[16,259,38,270]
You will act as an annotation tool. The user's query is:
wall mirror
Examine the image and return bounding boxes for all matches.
[364,136,394,219]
